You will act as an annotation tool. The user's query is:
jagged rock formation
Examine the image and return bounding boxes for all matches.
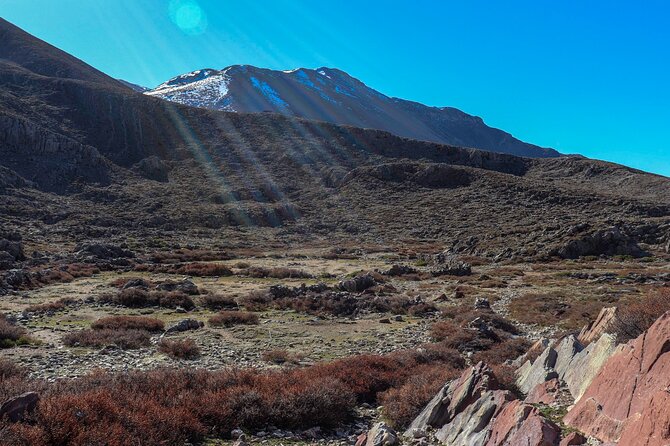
[564,311,670,445]
[404,363,560,446]
[578,307,618,344]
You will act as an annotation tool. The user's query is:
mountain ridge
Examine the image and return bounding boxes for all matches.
[145,64,561,158]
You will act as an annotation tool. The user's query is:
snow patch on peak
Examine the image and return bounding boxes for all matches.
[250,76,288,110]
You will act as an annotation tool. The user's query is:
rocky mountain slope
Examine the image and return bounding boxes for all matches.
[145,65,560,158]
[0,17,669,262]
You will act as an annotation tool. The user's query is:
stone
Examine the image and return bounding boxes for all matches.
[365,422,398,446]
[524,378,560,405]
[561,333,616,402]
[166,318,202,333]
[338,274,376,293]
[577,307,617,344]
[75,243,134,259]
[564,311,670,444]
[485,400,560,446]
[432,255,472,276]
[474,298,490,310]
[435,390,513,446]
[515,345,558,394]
[559,432,586,446]
[0,392,39,422]
[384,265,418,276]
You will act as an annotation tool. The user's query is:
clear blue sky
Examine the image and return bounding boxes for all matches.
[2,0,669,176]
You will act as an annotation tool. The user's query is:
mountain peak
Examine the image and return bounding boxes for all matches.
[145,64,559,158]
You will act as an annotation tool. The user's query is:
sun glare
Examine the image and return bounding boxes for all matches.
[169,0,207,35]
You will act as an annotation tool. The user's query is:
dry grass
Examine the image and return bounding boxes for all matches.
[24,298,77,314]
[241,266,312,279]
[613,288,670,342]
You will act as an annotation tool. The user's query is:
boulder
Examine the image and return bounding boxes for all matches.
[365,422,398,446]
[435,389,513,446]
[337,274,376,293]
[577,307,617,344]
[515,345,558,394]
[432,255,472,276]
[76,243,134,260]
[524,378,560,405]
[485,400,560,446]
[564,311,670,444]
[559,432,587,446]
[406,362,500,435]
[0,392,39,422]
[383,265,418,276]
[156,279,199,295]
[166,318,202,333]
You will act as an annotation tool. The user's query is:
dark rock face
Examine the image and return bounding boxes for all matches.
[549,227,647,259]
[0,232,24,270]
[155,279,199,295]
[133,156,170,182]
[166,318,203,333]
[75,244,134,260]
[0,392,39,422]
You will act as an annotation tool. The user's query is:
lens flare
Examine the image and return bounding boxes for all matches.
[169,0,208,35]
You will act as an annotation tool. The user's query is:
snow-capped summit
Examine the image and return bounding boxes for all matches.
[146,66,559,158]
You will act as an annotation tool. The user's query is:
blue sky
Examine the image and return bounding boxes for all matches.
[2,0,669,176]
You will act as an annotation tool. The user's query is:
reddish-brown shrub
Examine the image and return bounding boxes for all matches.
[208,311,259,327]
[158,339,200,360]
[261,349,304,365]
[100,289,195,310]
[242,266,312,279]
[24,298,77,314]
[0,358,24,380]
[201,294,238,310]
[91,316,164,332]
[62,329,150,349]
[239,290,271,311]
[0,314,32,348]
[179,263,233,277]
[613,288,670,342]
[380,363,459,428]
[151,291,195,310]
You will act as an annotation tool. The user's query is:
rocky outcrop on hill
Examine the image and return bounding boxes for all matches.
[548,226,647,259]
[515,334,616,402]
[563,311,670,445]
[404,362,559,446]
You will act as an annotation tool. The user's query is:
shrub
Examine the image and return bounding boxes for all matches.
[24,298,77,314]
[63,329,150,349]
[242,266,312,279]
[208,311,259,327]
[0,358,24,380]
[158,339,200,360]
[0,314,32,348]
[201,294,238,310]
[261,349,303,365]
[179,263,233,277]
[380,363,458,428]
[239,290,271,311]
[100,289,195,310]
[613,288,670,342]
[91,316,164,332]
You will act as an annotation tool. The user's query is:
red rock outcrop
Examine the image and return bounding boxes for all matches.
[577,306,617,344]
[485,400,560,446]
[564,311,670,445]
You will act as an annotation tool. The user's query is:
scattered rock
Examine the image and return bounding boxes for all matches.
[524,378,560,405]
[474,298,490,310]
[383,265,418,276]
[155,279,199,295]
[75,243,134,260]
[432,255,472,276]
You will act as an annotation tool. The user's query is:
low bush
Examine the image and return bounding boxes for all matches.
[99,289,195,310]
[242,266,312,279]
[261,349,304,365]
[179,263,233,277]
[0,358,24,380]
[238,290,271,311]
[158,339,200,360]
[201,294,238,310]
[63,329,150,349]
[613,288,670,342]
[24,298,77,314]
[380,363,459,428]
[0,314,32,348]
[91,316,164,332]
[208,311,259,327]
